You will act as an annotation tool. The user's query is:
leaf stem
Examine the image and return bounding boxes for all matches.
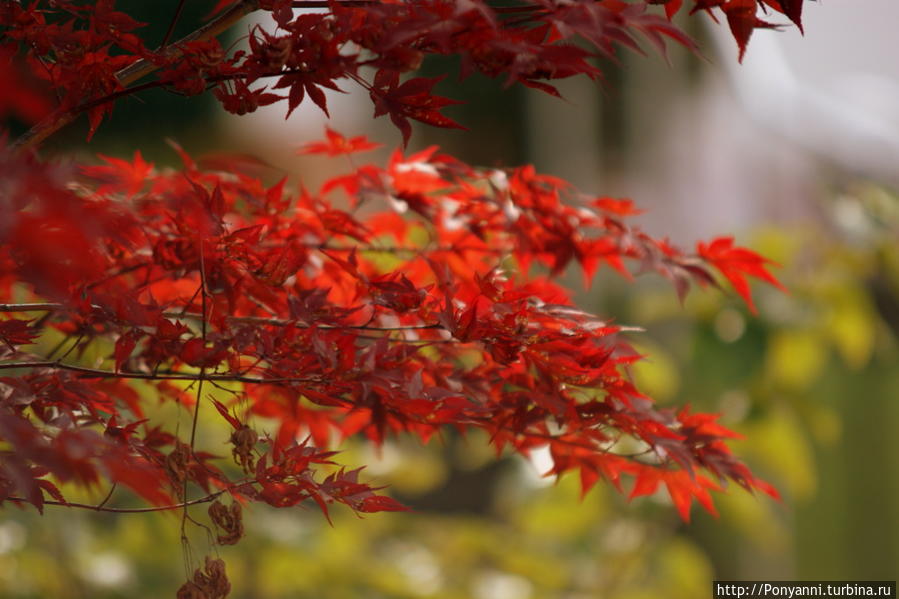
[0,302,449,332]
[0,360,320,384]
[160,0,188,50]
[4,488,239,513]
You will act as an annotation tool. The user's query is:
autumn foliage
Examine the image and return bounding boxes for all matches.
[0,0,805,596]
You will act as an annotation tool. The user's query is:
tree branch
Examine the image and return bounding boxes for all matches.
[9,0,553,153]
[4,485,247,513]
[0,360,322,385]
[0,302,448,332]
[288,0,543,13]
[10,0,261,153]
[181,251,210,545]
[0,303,66,313]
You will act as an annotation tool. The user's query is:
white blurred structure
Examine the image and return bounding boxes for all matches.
[219,10,395,185]
[525,1,899,241]
[224,2,899,240]
[713,0,899,186]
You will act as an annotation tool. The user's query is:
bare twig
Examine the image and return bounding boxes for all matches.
[179,243,211,568]
[160,0,188,49]
[1,302,449,332]
[4,487,240,513]
[0,303,67,313]
[96,484,119,510]
[0,361,321,385]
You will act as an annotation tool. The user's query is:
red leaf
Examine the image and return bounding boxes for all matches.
[665,0,684,19]
[721,0,782,62]
[629,465,663,500]
[37,478,67,504]
[781,0,804,32]
[0,43,53,124]
[210,398,243,431]
[697,236,785,313]
[305,82,330,117]
[179,339,228,368]
[628,464,729,522]
[372,76,465,146]
[0,319,38,348]
[630,467,721,522]
[299,126,382,157]
[592,197,644,216]
[764,0,804,32]
[81,151,153,197]
[113,331,138,372]
[179,338,207,366]
[103,455,172,507]
[358,494,409,513]
[751,477,781,500]
[678,405,744,440]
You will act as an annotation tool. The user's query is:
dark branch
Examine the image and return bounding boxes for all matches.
[4,488,233,514]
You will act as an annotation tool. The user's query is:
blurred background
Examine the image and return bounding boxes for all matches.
[5,1,899,597]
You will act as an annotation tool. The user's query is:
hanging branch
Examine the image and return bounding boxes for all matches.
[10,0,261,153]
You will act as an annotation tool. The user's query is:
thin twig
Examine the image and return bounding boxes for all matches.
[55,332,86,363]
[0,302,450,332]
[4,489,234,513]
[315,242,505,255]
[0,303,66,313]
[184,312,446,331]
[160,0,188,49]
[0,361,321,385]
[289,0,543,13]
[182,241,209,565]
[290,0,374,6]
[96,483,119,510]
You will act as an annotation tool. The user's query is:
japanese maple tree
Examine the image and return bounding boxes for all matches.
[0,1,803,596]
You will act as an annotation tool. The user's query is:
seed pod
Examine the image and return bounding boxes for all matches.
[187,557,230,599]
[176,581,208,599]
[208,500,243,546]
[164,442,191,493]
[230,425,258,473]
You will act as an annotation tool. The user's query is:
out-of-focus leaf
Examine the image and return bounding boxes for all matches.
[629,340,681,403]
[740,407,816,500]
[823,286,876,370]
[765,329,827,391]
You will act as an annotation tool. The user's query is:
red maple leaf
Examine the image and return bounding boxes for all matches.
[298,126,382,157]
[371,75,465,146]
[721,0,783,61]
[0,319,38,349]
[697,236,785,313]
[81,151,153,197]
[0,43,52,124]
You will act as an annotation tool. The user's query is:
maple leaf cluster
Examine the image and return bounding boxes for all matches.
[0,0,807,596]
[1,128,779,525]
[656,0,806,60]
[2,0,807,145]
